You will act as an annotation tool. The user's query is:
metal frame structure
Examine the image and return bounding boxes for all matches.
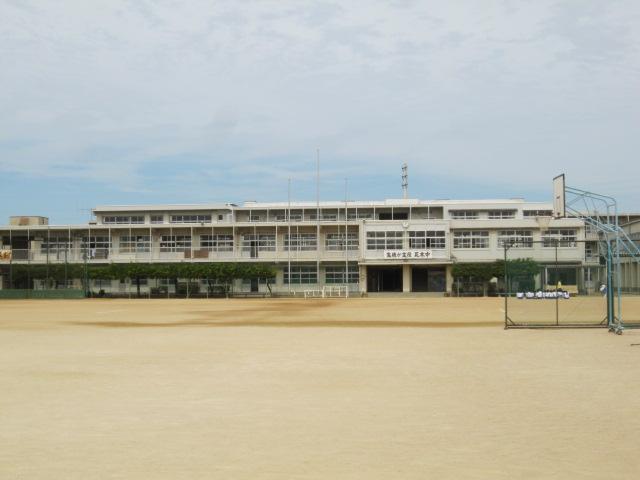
[503,239,608,329]
[507,174,640,333]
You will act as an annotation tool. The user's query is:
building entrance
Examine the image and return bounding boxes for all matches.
[411,267,446,292]
[367,266,403,292]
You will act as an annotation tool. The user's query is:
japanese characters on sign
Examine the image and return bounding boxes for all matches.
[383,250,432,259]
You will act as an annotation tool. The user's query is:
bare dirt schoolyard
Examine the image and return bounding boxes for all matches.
[1,297,640,479]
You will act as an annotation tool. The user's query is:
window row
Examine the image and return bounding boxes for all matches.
[103,215,145,224]
[103,214,228,224]
[454,229,577,249]
[35,229,580,253]
[450,210,549,219]
[170,215,212,224]
[283,265,359,284]
[40,234,359,253]
[366,231,446,250]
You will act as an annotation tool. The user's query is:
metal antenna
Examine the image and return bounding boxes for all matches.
[402,163,408,199]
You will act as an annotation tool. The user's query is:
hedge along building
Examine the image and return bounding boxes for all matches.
[0,198,603,295]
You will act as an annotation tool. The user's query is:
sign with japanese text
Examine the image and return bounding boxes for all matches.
[383,250,432,260]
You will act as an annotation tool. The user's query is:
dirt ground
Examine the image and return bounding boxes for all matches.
[1,297,640,479]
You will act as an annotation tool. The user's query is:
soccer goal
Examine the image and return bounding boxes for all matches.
[303,285,349,299]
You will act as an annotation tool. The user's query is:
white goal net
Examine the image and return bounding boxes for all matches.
[303,285,349,299]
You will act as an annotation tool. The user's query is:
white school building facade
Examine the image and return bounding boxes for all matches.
[2,196,627,295]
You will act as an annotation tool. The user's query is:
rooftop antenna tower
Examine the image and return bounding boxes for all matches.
[402,163,408,199]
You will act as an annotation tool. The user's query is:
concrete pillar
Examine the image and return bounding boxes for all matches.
[359,265,367,294]
[402,264,411,293]
[446,266,454,295]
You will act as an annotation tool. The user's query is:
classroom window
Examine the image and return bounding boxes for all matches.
[450,210,479,220]
[453,230,489,249]
[160,235,192,252]
[325,233,359,250]
[200,234,234,252]
[366,231,403,250]
[170,215,212,223]
[408,231,446,249]
[284,233,317,251]
[103,215,144,224]
[283,265,317,284]
[542,229,577,248]
[242,234,276,252]
[488,210,516,219]
[325,265,359,284]
[497,230,533,248]
[119,235,151,253]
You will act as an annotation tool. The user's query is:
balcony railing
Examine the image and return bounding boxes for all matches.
[0,248,361,263]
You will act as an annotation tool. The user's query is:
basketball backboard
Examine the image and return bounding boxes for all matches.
[553,174,566,218]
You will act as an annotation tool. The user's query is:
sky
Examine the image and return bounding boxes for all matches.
[1,0,639,223]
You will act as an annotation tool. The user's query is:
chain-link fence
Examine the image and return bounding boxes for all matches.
[504,240,609,328]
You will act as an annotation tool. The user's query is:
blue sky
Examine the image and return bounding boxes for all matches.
[1,0,639,224]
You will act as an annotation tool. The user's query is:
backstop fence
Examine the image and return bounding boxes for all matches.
[503,239,609,328]
[503,239,640,329]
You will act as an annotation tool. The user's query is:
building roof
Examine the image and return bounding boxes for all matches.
[92,203,235,213]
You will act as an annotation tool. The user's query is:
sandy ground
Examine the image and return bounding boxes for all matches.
[1,297,640,479]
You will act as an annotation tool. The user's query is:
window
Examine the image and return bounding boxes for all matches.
[453,230,489,249]
[325,265,359,284]
[284,265,317,284]
[249,215,262,222]
[542,229,577,248]
[585,242,598,260]
[450,210,479,220]
[347,212,373,220]
[366,231,403,250]
[242,276,276,285]
[242,234,276,252]
[41,237,71,254]
[325,233,359,250]
[81,236,111,258]
[488,210,516,219]
[170,215,212,223]
[119,235,151,253]
[200,234,233,252]
[409,231,446,249]
[498,230,533,248]
[82,236,111,249]
[103,215,144,224]
[309,213,338,221]
[217,214,224,221]
[160,235,192,252]
[523,210,553,217]
[378,212,408,220]
[150,215,164,224]
[275,213,303,222]
[284,233,317,251]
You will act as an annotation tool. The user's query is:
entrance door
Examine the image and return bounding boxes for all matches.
[367,267,403,292]
[411,267,446,292]
[427,268,446,292]
[411,268,429,292]
[250,278,259,292]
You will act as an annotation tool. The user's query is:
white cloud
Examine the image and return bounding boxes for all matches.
[0,0,638,206]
